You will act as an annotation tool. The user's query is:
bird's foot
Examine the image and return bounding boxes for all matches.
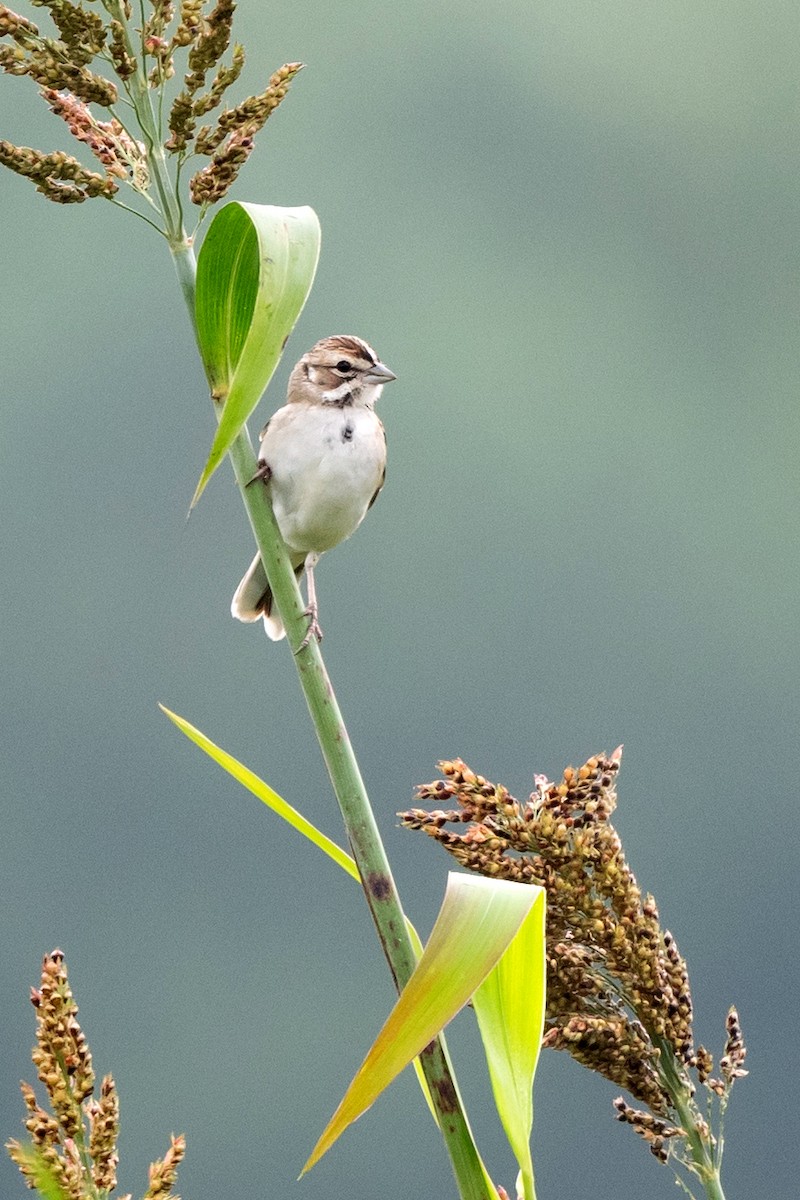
[246,462,272,487]
[295,604,323,653]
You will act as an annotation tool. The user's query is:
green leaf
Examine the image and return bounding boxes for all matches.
[301,872,542,1178]
[159,705,358,881]
[473,888,547,1200]
[192,201,321,506]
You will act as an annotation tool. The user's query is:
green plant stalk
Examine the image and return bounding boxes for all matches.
[123,7,492,1170]
[166,239,493,1198]
[227,425,493,1200]
[657,1041,726,1200]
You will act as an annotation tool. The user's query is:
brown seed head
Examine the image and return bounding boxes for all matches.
[189,126,253,205]
[0,139,118,201]
[144,1133,187,1200]
[185,0,235,91]
[719,1006,747,1085]
[401,751,699,1114]
[0,6,40,42]
[194,60,302,155]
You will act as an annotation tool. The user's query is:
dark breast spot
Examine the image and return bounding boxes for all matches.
[341,420,354,443]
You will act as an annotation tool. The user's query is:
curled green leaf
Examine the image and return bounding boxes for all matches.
[192,200,321,506]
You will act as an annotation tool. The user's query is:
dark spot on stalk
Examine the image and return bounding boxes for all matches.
[430,1073,459,1112]
[366,872,391,901]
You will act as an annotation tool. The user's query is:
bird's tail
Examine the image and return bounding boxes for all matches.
[231,552,305,641]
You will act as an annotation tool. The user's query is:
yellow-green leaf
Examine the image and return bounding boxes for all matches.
[159,705,358,881]
[473,888,547,1200]
[301,872,542,1177]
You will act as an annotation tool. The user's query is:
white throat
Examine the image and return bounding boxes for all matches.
[321,378,356,406]
[321,379,382,409]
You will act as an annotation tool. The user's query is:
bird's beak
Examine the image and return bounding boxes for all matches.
[365,361,396,384]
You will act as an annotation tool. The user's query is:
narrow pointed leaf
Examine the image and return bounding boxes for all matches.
[159,705,358,881]
[301,873,540,1176]
[473,888,547,1200]
[192,201,321,505]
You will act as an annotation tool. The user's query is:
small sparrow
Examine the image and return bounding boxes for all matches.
[231,335,395,642]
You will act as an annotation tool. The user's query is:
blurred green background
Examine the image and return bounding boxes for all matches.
[1,1,797,1197]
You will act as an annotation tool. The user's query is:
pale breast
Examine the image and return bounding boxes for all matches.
[260,403,386,554]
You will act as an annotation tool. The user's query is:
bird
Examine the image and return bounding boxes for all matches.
[231,334,395,643]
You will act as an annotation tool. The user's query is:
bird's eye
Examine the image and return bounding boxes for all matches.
[335,360,352,373]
